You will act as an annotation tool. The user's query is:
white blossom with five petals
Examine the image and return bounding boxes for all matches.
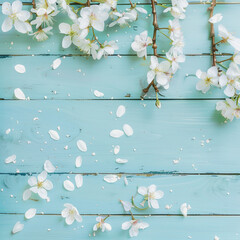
[61,203,82,225]
[122,219,149,238]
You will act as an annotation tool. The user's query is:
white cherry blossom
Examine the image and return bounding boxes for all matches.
[97,41,119,60]
[1,0,31,33]
[131,31,152,58]
[31,7,59,29]
[219,62,240,97]
[93,216,112,232]
[138,184,164,209]
[147,56,171,89]
[61,203,82,225]
[78,5,109,32]
[74,38,99,59]
[216,98,240,121]
[28,170,53,199]
[59,22,88,48]
[166,49,185,73]
[218,25,240,51]
[196,66,219,93]
[122,219,149,238]
[31,26,53,41]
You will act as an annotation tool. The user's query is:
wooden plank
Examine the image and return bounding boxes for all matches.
[1,4,239,55]
[1,174,240,214]
[0,100,239,174]
[0,214,239,240]
[0,55,225,100]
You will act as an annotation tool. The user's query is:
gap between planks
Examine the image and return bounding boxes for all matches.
[1,172,240,176]
[1,213,240,216]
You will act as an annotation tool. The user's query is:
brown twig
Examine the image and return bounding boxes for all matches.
[208,0,217,66]
[141,0,161,98]
[32,0,36,8]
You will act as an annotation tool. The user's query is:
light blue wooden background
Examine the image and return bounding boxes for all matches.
[1,0,240,239]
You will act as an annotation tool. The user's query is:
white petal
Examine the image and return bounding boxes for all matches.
[28,176,37,186]
[209,13,223,24]
[150,199,159,209]
[103,174,118,183]
[15,64,25,73]
[116,158,128,164]
[44,160,56,173]
[75,214,82,222]
[136,7,147,14]
[42,179,53,190]
[14,88,26,100]
[14,20,28,33]
[65,215,75,225]
[75,174,83,188]
[52,58,61,70]
[5,154,16,164]
[114,145,120,155]
[25,208,36,219]
[138,186,147,195]
[77,140,87,152]
[12,221,24,234]
[116,105,126,118]
[23,189,32,201]
[121,221,131,230]
[1,17,13,32]
[12,0,22,14]
[110,130,124,138]
[63,180,75,191]
[75,156,82,168]
[48,130,60,141]
[104,223,112,231]
[59,22,71,34]
[224,85,235,97]
[38,188,48,199]
[2,2,12,15]
[62,35,72,49]
[94,90,104,97]
[38,170,47,182]
[180,203,191,217]
[123,124,133,136]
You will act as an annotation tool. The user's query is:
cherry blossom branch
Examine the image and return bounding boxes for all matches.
[208,0,217,66]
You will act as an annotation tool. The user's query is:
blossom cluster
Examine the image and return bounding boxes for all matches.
[120,184,164,237]
[1,0,147,60]
[196,14,240,121]
[131,0,188,108]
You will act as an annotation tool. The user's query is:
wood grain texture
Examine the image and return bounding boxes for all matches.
[1,100,239,174]
[1,214,239,240]
[0,55,225,100]
[1,4,240,55]
[1,174,240,214]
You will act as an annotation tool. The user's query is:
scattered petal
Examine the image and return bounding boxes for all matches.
[52,58,61,70]
[12,221,24,234]
[14,88,26,100]
[116,158,128,164]
[77,140,87,152]
[104,174,118,183]
[120,200,132,211]
[48,130,60,141]
[180,203,191,217]
[209,13,223,24]
[123,124,133,136]
[110,130,124,138]
[116,105,126,118]
[44,160,56,173]
[94,90,104,97]
[23,189,32,201]
[75,156,82,168]
[15,64,25,73]
[75,174,83,188]
[25,208,36,219]
[5,154,16,164]
[63,180,75,191]
[114,145,120,155]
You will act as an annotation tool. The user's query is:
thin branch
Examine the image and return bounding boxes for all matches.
[151,0,159,58]
[208,0,217,66]
[32,0,36,8]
